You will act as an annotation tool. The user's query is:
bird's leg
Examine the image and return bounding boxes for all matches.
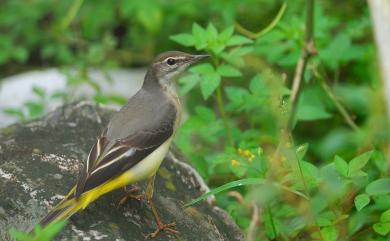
[145,175,179,238]
[117,185,144,207]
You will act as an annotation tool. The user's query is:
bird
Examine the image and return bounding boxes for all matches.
[37,51,209,238]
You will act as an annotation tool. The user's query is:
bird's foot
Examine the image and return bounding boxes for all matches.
[117,186,144,208]
[146,222,178,239]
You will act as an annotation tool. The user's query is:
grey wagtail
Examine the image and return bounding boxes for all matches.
[38,51,209,238]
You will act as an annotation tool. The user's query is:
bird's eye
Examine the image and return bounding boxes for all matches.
[166,58,176,66]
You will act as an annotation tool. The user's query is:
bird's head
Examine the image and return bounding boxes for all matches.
[150,51,209,86]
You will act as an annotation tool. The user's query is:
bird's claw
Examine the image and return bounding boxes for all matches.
[117,186,144,208]
[147,222,179,238]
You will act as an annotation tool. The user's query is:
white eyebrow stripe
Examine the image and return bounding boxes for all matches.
[163,56,187,62]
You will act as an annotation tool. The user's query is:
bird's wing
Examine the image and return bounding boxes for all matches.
[75,100,177,198]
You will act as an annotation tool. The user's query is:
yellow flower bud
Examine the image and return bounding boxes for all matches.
[231,159,240,166]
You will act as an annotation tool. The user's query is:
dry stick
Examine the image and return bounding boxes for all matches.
[287,0,317,131]
[313,68,361,132]
[247,202,260,241]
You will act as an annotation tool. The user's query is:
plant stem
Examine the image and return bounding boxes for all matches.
[313,67,361,132]
[266,206,277,239]
[211,55,234,146]
[288,133,324,241]
[235,2,287,39]
[287,0,317,131]
[216,85,234,146]
[60,0,84,30]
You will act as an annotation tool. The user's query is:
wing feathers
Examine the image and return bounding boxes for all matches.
[75,103,176,197]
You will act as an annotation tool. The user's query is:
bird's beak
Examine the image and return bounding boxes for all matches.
[191,54,210,63]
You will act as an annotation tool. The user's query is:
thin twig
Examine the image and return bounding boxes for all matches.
[312,67,361,132]
[247,202,260,241]
[287,0,317,131]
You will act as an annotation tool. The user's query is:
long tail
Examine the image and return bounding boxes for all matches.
[39,186,80,227]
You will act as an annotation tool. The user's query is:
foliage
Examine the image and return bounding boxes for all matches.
[171,2,390,241]
[2,0,389,241]
[9,221,67,241]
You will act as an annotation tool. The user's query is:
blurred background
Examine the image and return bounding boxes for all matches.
[2,0,390,240]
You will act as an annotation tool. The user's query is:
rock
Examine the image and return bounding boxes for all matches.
[0,102,244,241]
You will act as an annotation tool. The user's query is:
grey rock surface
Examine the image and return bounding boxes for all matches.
[0,102,243,241]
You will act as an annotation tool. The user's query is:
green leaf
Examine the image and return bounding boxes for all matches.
[200,73,221,99]
[9,228,30,241]
[226,35,253,46]
[296,87,331,121]
[184,178,266,207]
[366,178,390,195]
[3,108,25,121]
[354,194,370,211]
[32,86,46,98]
[50,91,66,100]
[296,143,309,160]
[217,64,242,77]
[373,222,390,236]
[192,23,207,50]
[190,63,214,75]
[348,151,373,177]
[170,33,195,47]
[94,94,127,105]
[219,26,234,42]
[334,156,348,177]
[24,101,44,119]
[206,23,218,39]
[381,209,390,223]
[296,105,331,121]
[320,226,337,241]
[320,33,351,70]
[179,74,200,95]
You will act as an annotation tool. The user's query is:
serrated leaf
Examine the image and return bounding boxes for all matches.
[192,23,207,50]
[354,194,370,211]
[217,64,241,77]
[200,73,221,99]
[170,33,195,47]
[219,26,234,42]
[334,156,348,177]
[366,178,390,195]
[348,151,373,177]
[226,35,253,46]
[373,222,390,236]
[190,63,215,75]
[206,23,218,39]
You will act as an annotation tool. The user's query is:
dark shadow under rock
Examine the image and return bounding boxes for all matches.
[0,102,244,241]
